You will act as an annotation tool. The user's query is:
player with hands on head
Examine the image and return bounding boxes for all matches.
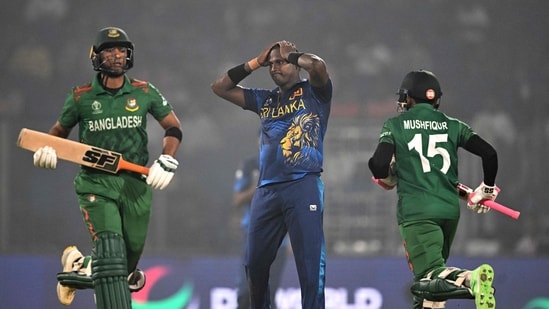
[368,70,498,309]
[31,26,182,309]
[211,41,332,309]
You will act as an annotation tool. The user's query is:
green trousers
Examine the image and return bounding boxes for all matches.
[74,169,152,273]
[399,219,459,280]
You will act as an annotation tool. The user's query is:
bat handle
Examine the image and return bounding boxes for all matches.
[457,183,519,220]
[482,200,521,220]
[118,160,150,176]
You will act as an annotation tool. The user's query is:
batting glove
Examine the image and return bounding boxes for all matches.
[146,154,178,190]
[33,146,57,169]
[377,176,397,190]
[467,182,498,214]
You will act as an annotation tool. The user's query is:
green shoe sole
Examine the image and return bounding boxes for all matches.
[472,264,495,309]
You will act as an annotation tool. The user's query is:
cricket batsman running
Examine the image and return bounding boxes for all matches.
[368,70,498,309]
[31,26,182,308]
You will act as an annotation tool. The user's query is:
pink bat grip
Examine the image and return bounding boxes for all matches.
[482,199,521,220]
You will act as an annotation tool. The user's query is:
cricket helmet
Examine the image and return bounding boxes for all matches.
[90,26,134,73]
[397,70,442,111]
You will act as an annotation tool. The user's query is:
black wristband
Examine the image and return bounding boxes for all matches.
[287,52,304,65]
[165,126,182,142]
[227,63,251,84]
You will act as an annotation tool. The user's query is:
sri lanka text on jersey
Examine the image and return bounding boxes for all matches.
[260,99,306,119]
[88,116,143,132]
[403,120,448,131]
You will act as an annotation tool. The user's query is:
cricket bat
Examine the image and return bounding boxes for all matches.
[17,128,150,175]
[371,176,520,220]
[456,183,520,220]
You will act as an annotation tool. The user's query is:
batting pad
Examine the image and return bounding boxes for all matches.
[91,232,132,309]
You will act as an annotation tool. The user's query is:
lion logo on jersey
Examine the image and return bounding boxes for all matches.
[280,113,321,168]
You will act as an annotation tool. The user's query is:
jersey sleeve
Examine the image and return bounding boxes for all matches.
[311,79,333,103]
[57,90,80,129]
[147,82,173,121]
[378,119,395,144]
[243,88,272,114]
[456,119,476,147]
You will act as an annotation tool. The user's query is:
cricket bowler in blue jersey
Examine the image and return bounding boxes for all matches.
[212,40,332,309]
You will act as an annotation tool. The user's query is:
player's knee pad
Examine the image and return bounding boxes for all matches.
[91,232,131,309]
[411,267,474,302]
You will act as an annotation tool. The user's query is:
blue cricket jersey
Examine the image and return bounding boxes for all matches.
[243,79,332,187]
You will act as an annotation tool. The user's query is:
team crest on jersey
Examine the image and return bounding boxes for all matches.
[289,87,303,100]
[91,100,103,114]
[125,98,139,112]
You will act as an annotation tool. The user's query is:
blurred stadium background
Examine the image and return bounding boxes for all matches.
[1,0,548,261]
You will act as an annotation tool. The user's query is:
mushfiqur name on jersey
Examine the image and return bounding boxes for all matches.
[403,119,448,131]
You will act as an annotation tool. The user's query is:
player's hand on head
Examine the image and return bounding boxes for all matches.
[467,182,498,214]
[256,42,279,67]
[277,40,297,60]
[33,146,57,169]
[146,154,178,190]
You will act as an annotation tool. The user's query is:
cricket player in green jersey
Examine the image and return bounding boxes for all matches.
[368,70,499,309]
[32,27,182,308]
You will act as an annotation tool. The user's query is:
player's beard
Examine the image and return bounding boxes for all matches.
[101,64,125,77]
[271,72,291,88]
[103,69,124,77]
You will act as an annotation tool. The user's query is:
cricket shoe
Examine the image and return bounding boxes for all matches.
[56,246,84,306]
[128,268,146,292]
[470,264,495,309]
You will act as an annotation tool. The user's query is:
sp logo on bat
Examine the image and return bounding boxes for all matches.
[82,147,121,173]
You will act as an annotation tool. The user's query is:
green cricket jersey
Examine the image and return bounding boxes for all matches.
[58,74,173,167]
[378,104,476,224]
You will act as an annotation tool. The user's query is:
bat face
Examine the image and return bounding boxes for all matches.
[17,128,123,174]
[82,147,121,173]
[18,128,150,175]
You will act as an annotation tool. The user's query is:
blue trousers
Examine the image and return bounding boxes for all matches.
[245,174,326,309]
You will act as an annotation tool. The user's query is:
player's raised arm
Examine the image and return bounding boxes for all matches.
[211,42,279,107]
[277,40,329,88]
